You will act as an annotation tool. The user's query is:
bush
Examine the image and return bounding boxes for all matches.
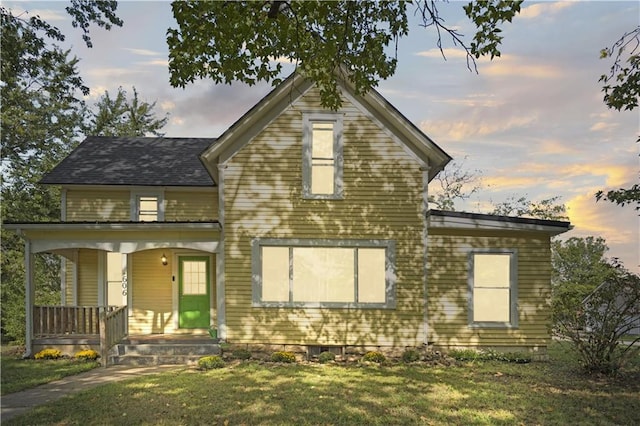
[553,267,640,374]
[318,351,336,364]
[270,351,296,363]
[361,351,386,364]
[231,348,252,360]
[449,348,531,363]
[197,355,225,370]
[401,348,421,363]
[75,349,99,361]
[34,348,63,360]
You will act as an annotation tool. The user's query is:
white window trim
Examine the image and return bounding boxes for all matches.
[130,190,165,221]
[302,113,344,199]
[251,238,396,309]
[467,249,519,328]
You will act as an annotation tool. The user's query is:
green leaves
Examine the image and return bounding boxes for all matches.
[599,27,640,112]
[87,87,169,137]
[167,1,410,110]
[463,0,523,60]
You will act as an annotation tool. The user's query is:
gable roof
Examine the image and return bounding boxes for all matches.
[427,209,572,235]
[200,71,452,183]
[40,136,216,187]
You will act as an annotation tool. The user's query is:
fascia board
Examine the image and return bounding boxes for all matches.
[428,215,572,235]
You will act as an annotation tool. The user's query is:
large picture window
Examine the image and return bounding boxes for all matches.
[252,239,395,308]
[468,250,518,327]
[302,114,343,199]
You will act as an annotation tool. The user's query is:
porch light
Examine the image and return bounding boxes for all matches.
[161,253,168,266]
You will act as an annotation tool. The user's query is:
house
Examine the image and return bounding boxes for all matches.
[7,72,571,362]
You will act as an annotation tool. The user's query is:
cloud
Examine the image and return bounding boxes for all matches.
[590,121,619,132]
[135,60,169,67]
[420,114,537,141]
[482,55,562,79]
[123,48,163,57]
[519,1,576,20]
[415,48,472,60]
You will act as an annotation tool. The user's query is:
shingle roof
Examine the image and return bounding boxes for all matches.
[40,136,216,187]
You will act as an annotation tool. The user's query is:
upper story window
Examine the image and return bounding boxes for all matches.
[131,191,164,222]
[302,113,343,199]
[468,250,518,328]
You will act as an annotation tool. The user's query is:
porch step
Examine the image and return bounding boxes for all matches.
[109,339,220,366]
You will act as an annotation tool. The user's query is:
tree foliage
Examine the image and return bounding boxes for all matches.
[87,86,169,137]
[491,195,569,221]
[167,0,522,110]
[1,3,122,342]
[596,26,640,210]
[551,237,639,374]
[428,158,483,211]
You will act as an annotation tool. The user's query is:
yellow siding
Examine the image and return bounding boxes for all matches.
[77,249,98,305]
[66,190,130,221]
[224,87,425,346]
[165,190,218,221]
[427,229,552,349]
[129,249,174,334]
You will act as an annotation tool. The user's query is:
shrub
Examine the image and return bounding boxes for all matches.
[401,348,421,363]
[232,348,252,360]
[75,349,100,361]
[270,351,296,363]
[362,351,386,364]
[318,351,336,364]
[449,348,532,363]
[197,355,225,370]
[34,348,63,360]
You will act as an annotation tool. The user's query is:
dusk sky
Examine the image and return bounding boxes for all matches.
[7,1,639,270]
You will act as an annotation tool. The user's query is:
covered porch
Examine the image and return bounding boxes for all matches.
[8,222,221,363]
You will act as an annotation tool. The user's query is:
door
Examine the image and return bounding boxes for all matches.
[178,256,211,329]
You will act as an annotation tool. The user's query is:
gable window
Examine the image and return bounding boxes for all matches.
[131,191,164,222]
[468,250,518,327]
[252,239,395,308]
[302,114,343,199]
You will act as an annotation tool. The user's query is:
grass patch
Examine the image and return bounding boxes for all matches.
[3,341,639,425]
[1,345,99,395]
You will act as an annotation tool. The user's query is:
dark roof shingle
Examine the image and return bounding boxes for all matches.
[40,136,216,187]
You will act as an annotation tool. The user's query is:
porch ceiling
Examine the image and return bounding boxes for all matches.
[5,222,221,255]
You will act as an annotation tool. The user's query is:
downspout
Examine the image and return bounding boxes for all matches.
[216,163,227,340]
[421,163,431,346]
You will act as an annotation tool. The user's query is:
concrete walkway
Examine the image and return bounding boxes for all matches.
[1,364,182,422]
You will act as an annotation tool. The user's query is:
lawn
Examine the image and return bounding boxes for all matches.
[0,345,100,395]
[2,341,639,425]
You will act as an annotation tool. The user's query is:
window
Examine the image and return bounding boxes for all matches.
[302,114,343,199]
[468,251,518,327]
[252,239,395,308]
[131,191,164,221]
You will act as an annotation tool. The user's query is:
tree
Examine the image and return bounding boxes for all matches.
[595,26,640,210]
[87,86,169,137]
[550,237,639,374]
[167,0,522,110]
[428,158,483,211]
[1,4,122,343]
[490,195,569,221]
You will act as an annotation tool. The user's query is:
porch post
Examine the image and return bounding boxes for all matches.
[24,239,34,357]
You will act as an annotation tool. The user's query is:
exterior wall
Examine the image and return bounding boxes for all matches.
[427,229,552,350]
[128,249,175,334]
[223,87,425,347]
[165,190,218,221]
[65,188,218,222]
[66,190,130,221]
[77,249,98,305]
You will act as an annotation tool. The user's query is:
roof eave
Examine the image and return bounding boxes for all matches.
[427,210,572,236]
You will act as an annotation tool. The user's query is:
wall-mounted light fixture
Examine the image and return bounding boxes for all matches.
[161,253,168,266]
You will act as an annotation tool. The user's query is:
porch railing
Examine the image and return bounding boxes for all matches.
[33,305,128,366]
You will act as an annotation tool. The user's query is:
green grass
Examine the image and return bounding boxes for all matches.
[3,341,639,425]
[1,345,100,395]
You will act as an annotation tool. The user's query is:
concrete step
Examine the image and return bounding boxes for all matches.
[109,339,221,366]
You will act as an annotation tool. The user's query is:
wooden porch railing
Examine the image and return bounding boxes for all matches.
[33,305,128,366]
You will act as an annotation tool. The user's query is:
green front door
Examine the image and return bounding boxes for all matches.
[178,256,211,329]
